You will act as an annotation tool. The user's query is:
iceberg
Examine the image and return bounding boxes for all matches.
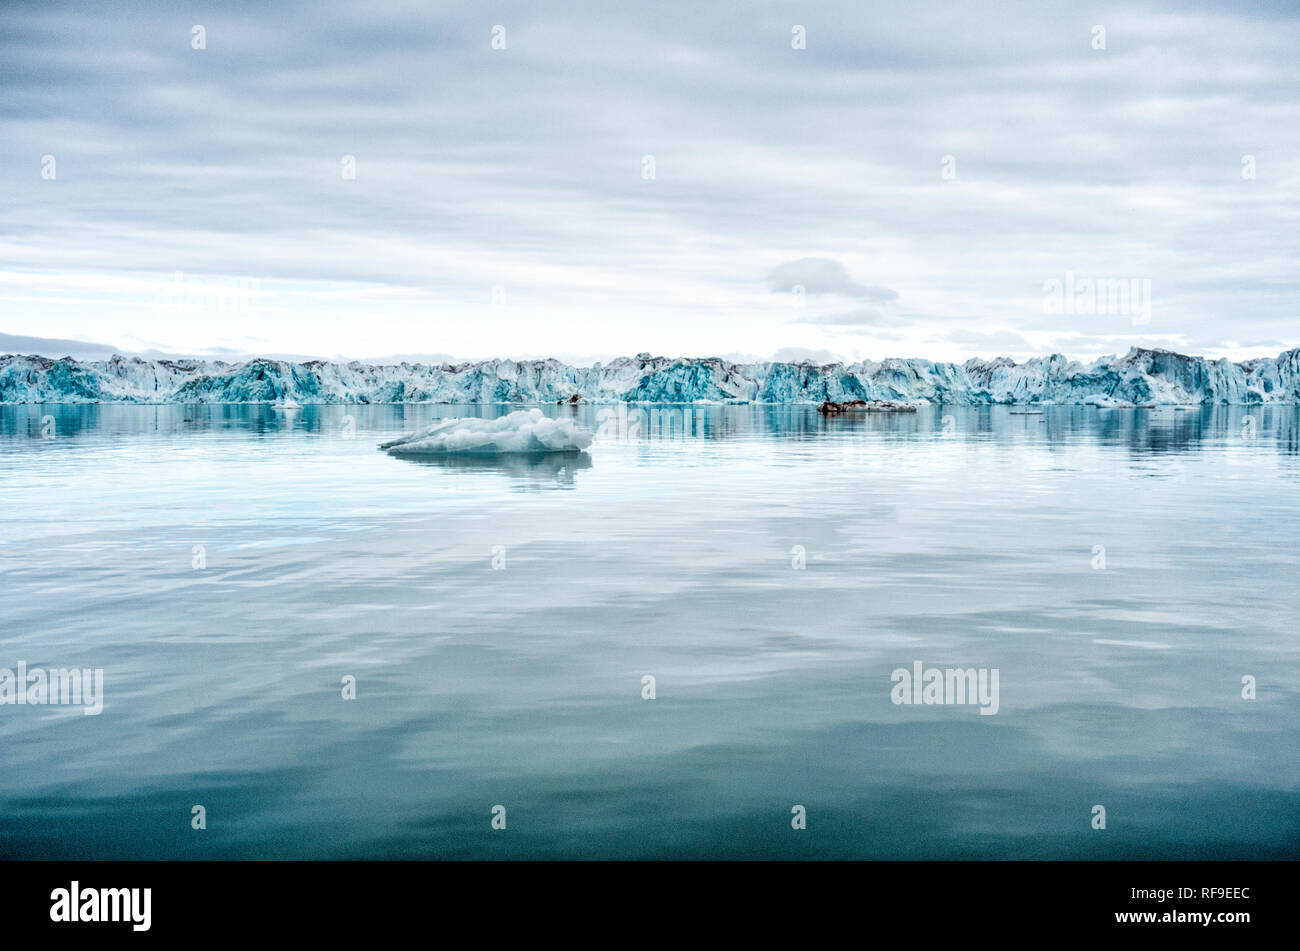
[379,408,594,455]
[2,347,1299,406]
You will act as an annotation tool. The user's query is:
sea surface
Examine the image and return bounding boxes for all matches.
[0,402,1297,859]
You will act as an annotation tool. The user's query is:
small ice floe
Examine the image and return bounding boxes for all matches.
[1083,395,1152,409]
[379,408,593,455]
[817,399,917,415]
[275,397,303,410]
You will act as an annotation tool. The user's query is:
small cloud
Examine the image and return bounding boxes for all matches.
[945,329,1033,352]
[792,307,904,328]
[767,258,897,301]
[1183,337,1283,354]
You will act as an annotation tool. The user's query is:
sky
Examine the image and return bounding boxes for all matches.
[1,0,1298,365]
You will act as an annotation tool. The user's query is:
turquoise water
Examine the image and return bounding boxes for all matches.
[0,403,1297,859]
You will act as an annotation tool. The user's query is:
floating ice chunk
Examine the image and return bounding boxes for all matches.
[380,408,593,455]
[1082,394,1133,408]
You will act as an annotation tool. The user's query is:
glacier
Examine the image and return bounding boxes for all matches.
[2,347,1299,406]
[380,409,594,455]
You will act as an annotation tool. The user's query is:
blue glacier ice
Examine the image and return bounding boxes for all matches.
[2,348,1298,405]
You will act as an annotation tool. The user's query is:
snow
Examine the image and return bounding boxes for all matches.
[2,347,1298,405]
[379,408,594,455]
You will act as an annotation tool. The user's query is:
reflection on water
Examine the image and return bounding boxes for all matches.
[392,450,592,488]
[6,400,1300,456]
[0,402,1297,859]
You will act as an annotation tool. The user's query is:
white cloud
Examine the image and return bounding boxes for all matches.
[0,1,1296,363]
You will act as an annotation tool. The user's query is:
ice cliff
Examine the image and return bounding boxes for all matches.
[2,348,1298,405]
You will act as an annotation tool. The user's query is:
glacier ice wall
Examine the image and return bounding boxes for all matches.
[2,348,1298,405]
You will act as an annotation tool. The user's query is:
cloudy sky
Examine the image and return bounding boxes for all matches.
[1,0,1297,364]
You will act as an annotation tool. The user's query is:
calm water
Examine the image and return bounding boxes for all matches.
[1,403,1297,860]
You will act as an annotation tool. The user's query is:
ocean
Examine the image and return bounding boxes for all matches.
[0,402,1296,858]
